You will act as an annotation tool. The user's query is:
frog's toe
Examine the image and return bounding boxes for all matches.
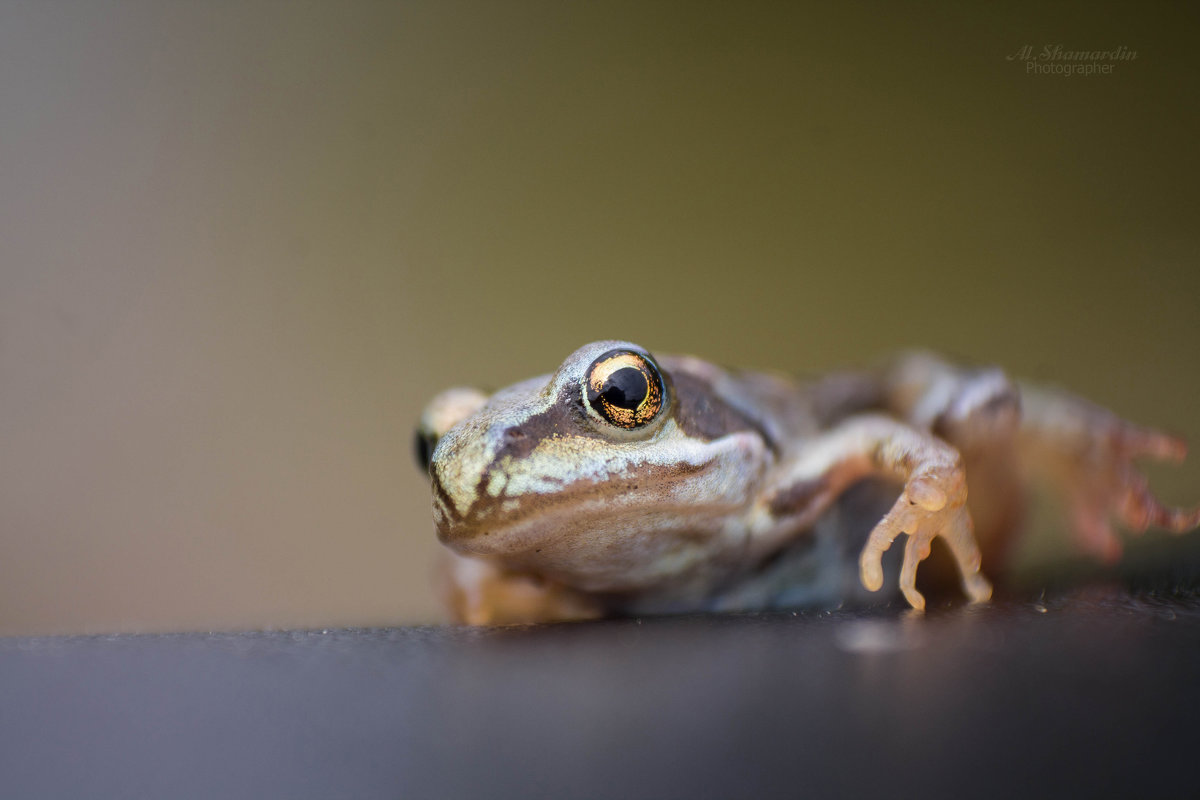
[859,545,888,593]
[938,506,992,603]
[1113,424,1187,463]
[858,499,917,593]
[1069,499,1124,563]
[1114,468,1200,535]
[898,535,932,611]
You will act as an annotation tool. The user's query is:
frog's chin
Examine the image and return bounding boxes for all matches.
[433,511,565,560]
[435,500,750,594]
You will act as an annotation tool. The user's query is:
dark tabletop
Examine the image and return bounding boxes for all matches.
[4,539,1200,800]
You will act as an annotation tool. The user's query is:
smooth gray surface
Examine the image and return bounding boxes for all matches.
[3,544,1200,799]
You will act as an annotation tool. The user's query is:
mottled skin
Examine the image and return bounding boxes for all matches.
[416,341,1200,624]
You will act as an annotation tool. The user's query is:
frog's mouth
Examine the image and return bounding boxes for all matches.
[432,467,757,593]
[430,452,725,554]
[429,459,633,553]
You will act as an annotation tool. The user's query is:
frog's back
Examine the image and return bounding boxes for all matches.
[658,354,885,455]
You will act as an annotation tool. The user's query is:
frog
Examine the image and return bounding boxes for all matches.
[415,341,1200,624]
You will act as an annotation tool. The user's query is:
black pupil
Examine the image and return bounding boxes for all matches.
[600,367,648,410]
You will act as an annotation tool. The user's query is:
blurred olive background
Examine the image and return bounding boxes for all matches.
[1,1,1197,635]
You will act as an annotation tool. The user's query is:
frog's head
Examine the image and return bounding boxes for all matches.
[414,341,774,591]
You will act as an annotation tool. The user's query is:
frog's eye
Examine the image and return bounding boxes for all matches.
[413,429,438,474]
[584,349,666,429]
[415,387,489,475]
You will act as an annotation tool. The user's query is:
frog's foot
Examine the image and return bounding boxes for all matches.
[858,465,993,611]
[1064,429,1200,563]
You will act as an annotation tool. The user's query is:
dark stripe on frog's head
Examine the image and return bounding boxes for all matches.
[666,368,781,456]
[453,386,606,525]
[488,387,603,462]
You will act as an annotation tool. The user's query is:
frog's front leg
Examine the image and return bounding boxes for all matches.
[1017,386,1200,562]
[438,551,605,625]
[762,415,992,611]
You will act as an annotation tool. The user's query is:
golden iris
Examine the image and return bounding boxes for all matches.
[585,350,664,429]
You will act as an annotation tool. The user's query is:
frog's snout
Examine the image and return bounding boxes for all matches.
[429,432,487,534]
[429,461,465,543]
[427,411,522,549]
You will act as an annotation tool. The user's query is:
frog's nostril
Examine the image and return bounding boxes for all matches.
[498,425,539,459]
